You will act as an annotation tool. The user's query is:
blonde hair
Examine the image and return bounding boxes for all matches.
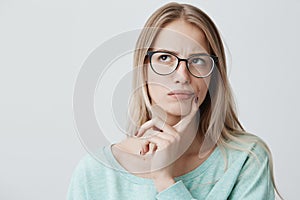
[127,2,283,199]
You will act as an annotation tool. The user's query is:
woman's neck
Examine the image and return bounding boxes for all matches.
[165,115,181,126]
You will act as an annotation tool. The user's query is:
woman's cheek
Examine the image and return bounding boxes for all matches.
[148,85,165,105]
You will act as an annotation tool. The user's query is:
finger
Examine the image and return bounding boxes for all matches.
[156,131,176,140]
[140,132,175,154]
[135,120,156,137]
[136,117,172,137]
[148,143,157,154]
[152,117,179,137]
[141,142,158,155]
[174,96,200,132]
[152,144,158,152]
[139,128,160,154]
[142,134,173,151]
[140,140,150,155]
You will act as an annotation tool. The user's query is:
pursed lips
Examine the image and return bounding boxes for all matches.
[167,90,194,100]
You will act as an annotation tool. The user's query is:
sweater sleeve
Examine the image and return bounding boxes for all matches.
[228,143,275,200]
[156,180,197,200]
[67,157,89,200]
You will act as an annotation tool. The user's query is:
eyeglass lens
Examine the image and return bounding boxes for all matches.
[150,52,214,77]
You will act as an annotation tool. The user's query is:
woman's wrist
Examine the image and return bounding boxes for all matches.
[153,177,176,192]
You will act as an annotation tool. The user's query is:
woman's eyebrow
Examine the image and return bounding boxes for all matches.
[154,49,179,55]
[189,52,208,56]
[152,48,208,56]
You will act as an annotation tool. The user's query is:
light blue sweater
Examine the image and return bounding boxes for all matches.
[67,139,275,199]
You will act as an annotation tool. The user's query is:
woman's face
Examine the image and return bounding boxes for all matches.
[147,20,211,124]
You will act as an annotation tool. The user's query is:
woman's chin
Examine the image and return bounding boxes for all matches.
[152,100,194,119]
[164,103,193,117]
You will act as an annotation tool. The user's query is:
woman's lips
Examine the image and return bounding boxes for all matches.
[168,90,194,100]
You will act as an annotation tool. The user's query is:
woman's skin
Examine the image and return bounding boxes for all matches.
[146,20,211,126]
[112,20,217,192]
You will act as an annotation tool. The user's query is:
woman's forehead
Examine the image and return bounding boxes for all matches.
[151,20,209,55]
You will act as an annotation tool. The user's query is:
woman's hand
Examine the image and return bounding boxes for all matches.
[135,96,200,191]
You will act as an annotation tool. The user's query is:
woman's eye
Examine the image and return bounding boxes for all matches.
[159,55,171,62]
[192,58,204,64]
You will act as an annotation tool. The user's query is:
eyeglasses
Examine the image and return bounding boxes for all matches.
[147,51,218,78]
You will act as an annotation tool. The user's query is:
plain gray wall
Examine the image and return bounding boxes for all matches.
[0,0,299,199]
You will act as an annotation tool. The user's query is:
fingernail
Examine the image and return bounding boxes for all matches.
[195,97,198,104]
[139,150,144,155]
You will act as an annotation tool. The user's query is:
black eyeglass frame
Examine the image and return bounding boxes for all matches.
[147,51,218,78]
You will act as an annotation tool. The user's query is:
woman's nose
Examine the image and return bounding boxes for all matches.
[174,60,191,84]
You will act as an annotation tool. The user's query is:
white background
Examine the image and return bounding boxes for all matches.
[0,0,299,199]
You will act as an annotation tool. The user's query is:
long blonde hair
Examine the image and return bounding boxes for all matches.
[127,2,283,199]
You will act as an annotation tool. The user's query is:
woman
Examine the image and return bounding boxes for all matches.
[68,2,283,199]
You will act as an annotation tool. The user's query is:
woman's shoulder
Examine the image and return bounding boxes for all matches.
[75,151,103,171]
[222,132,272,164]
[67,146,122,199]
[71,146,117,177]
